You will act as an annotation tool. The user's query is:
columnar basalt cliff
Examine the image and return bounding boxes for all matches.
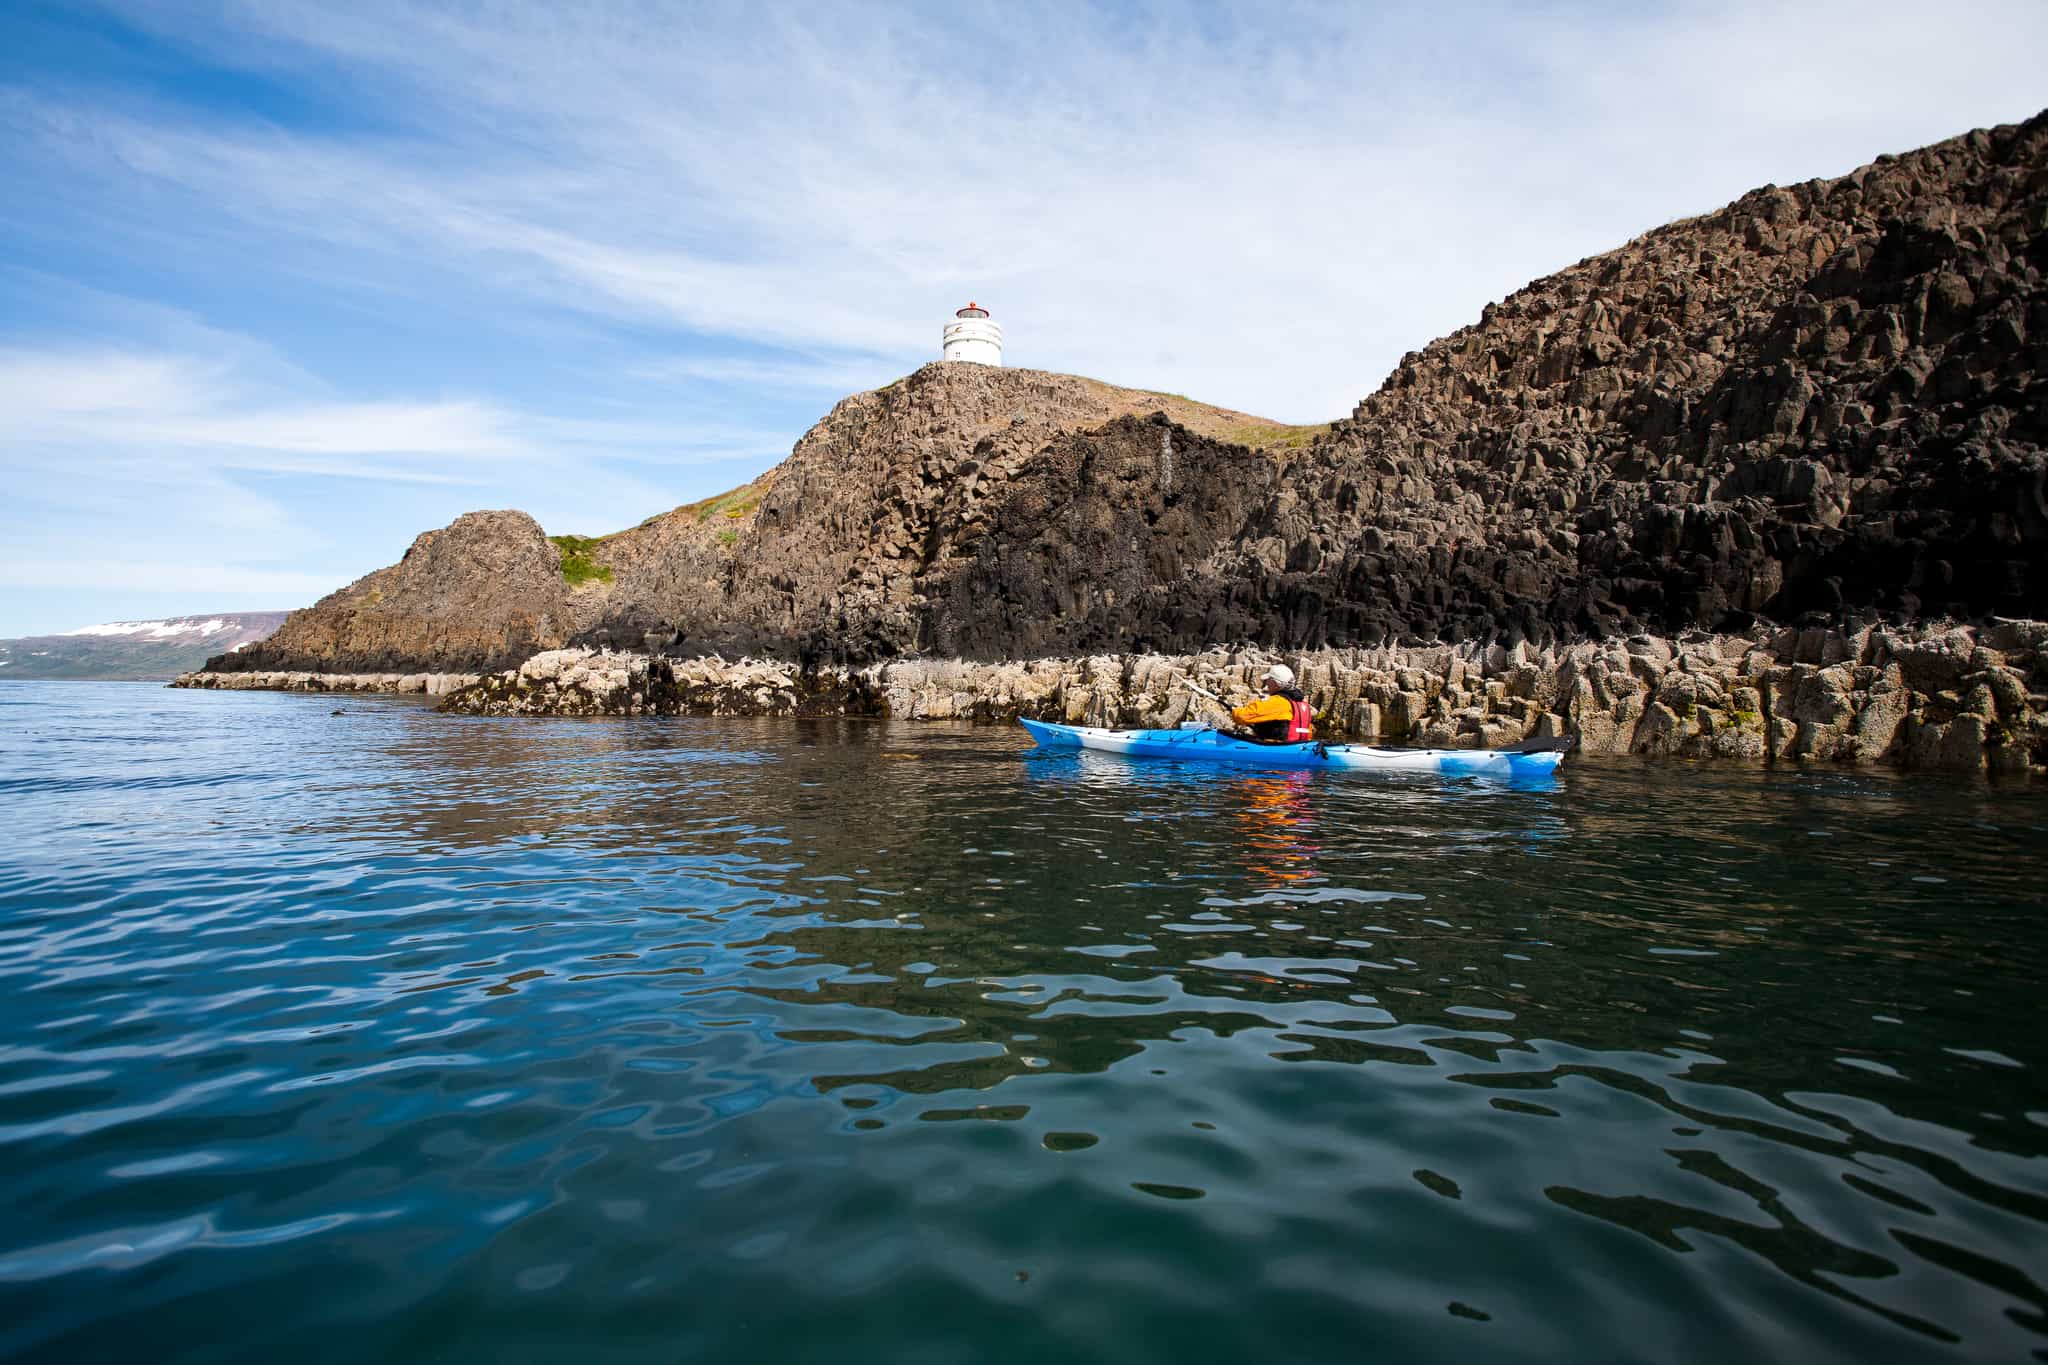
[1222,115,2048,649]
[188,113,2048,768]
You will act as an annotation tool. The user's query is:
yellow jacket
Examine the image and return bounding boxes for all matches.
[1230,695,1295,727]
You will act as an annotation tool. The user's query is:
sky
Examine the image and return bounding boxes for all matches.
[1,1,2043,637]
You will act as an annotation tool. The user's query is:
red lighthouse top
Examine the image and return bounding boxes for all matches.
[955,302,989,319]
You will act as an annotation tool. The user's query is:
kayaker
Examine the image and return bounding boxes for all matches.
[1230,665,1314,742]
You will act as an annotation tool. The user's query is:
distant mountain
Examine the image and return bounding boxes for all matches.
[0,613,292,680]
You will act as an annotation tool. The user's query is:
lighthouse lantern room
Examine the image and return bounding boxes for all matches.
[941,301,1003,366]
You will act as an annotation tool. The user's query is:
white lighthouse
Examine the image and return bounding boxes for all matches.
[941,301,1003,366]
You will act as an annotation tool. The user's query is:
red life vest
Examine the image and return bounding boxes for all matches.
[1287,698,1314,742]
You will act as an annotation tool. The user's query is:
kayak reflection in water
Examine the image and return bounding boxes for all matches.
[1234,771,1321,887]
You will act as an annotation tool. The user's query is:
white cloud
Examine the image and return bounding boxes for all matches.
[632,353,902,395]
[0,341,794,482]
[41,0,2042,421]
[0,346,527,460]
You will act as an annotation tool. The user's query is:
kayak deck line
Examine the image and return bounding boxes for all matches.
[1018,718,1570,776]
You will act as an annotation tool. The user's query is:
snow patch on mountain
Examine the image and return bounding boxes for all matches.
[62,617,238,639]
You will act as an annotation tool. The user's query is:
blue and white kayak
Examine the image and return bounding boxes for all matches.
[1020,718,1569,777]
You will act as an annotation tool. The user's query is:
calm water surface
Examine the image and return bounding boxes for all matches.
[2,682,2045,1363]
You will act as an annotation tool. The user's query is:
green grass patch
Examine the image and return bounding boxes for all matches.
[687,489,761,525]
[550,534,614,586]
[1214,420,1332,453]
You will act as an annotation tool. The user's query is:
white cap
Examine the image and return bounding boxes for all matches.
[1265,664,1295,687]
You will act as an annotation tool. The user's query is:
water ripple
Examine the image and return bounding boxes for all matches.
[0,684,2044,1363]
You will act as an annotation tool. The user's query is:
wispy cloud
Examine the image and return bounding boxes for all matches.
[0,346,529,462]
[0,337,798,472]
[35,1,2045,419]
[631,353,902,395]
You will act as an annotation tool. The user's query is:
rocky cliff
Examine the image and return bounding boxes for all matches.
[209,112,2047,683]
[213,370,1319,672]
[228,510,580,674]
[922,111,2047,657]
[1220,113,2048,650]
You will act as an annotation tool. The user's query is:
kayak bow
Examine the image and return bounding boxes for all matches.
[1019,718,1569,777]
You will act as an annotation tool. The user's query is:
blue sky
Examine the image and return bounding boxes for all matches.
[2,1,2043,637]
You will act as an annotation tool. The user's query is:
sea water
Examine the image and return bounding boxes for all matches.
[1,682,2044,1363]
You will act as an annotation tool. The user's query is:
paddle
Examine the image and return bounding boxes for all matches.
[1172,674,1236,726]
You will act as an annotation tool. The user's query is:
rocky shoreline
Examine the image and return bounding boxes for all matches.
[178,620,2047,774]
[171,670,480,696]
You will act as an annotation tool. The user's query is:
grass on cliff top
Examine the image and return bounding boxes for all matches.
[549,534,614,586]
[1074,377,1331,455]
[674,482,764,528]
[1212,418,1332,453]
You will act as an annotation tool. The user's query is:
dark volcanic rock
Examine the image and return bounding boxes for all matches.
[1237,113,2048,648]
[927,415,1282,658]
